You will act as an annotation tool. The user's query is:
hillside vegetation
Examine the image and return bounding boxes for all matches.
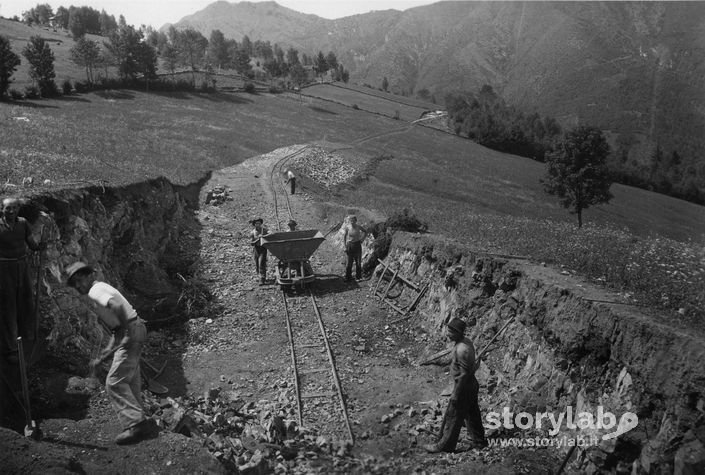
[1,83,704,323]
[171,1,705,204]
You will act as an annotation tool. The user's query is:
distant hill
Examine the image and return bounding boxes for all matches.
[171,1,705,175]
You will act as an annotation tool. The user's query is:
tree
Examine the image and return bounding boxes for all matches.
[175,28,207,84]
[314,51,327,76]
[22,35,57,96]
[70,37,100,83]
[542,126,613,228]
[325,51,338,71]
[99,10,118,36]
[105,24,156,81]
[233,46,252,76]
[286,47,299,66]
[68,8,86,39]
[54,6,70,29]
[0,35,21,98]
[161,44,179,79]
[289,62,306,87]
[208,30,229,70]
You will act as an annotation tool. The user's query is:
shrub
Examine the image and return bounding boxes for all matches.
[199,80,210,92]
[352,104,359,110]
[61,79,72,95]
[243,82,256,93]
[73,80,90,93]
[24,85,39,99]
[386,208,428,233]
[9,88,23,100]
[268,85,281,94]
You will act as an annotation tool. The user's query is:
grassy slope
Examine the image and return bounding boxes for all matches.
[0,19,114,90]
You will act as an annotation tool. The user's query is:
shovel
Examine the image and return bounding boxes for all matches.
[141,358,169,395]
[17,337,41,440]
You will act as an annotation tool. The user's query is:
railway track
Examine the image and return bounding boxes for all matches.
[267,148,354,444]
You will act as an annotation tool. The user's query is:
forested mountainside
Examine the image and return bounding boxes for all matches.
[173,1,704,197]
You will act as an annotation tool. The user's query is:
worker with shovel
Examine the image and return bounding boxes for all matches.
[66,262,156,445]
[423,318,487,453]
[0,197,45,429]
[0,197,44,365]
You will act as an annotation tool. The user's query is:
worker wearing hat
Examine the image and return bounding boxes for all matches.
[65,262,156,445]
[287,219,297,231]
[249,218,269,285]
[424,317,487,453]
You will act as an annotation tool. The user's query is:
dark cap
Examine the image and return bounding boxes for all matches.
[447,318,466,335]
[250,218,263,225]
[65,261,94,286]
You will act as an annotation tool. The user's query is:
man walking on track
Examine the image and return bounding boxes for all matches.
[249,218,269,285]
[342,214,367,282]
[424,318,487,453]
[66,262,156,445]
[285,170,296,195]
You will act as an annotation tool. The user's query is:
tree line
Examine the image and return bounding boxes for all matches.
[1,3,350,98]
[446,85,704,206]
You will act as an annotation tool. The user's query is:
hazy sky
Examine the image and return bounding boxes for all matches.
[1,0,439,28]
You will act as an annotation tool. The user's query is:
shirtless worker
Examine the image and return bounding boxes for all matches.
[342,214,367,281]
[284,170,296,195]
[249,218,269,285]
[424,318,487,453]
[66,262,156,445]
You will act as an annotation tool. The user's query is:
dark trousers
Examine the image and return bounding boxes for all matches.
[253,246,267,281]
[289,178,296,195]
[0,259,35,358]
[437,376,485,451]
[345,241,362,280]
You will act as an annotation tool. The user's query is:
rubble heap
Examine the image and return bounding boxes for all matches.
[143,386,366,474]
[205,185,232,206]
[290,147,358,189]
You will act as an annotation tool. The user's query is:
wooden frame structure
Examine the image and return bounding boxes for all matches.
[373,257,430,318]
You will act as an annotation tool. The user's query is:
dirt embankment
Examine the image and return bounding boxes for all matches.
[383,232,705,474]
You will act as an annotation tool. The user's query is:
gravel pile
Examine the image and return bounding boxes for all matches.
[290,147,358,189]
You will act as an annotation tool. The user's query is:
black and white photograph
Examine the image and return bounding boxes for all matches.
[1,0,704,473]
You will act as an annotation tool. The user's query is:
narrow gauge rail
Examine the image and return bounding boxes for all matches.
[267,148,354,444]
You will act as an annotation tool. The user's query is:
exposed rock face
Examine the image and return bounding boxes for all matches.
[380,231,705,473]
[22,178,192,356]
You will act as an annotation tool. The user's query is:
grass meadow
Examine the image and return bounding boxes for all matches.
[1,76,704,328]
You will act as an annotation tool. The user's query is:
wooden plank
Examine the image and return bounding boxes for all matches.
[377,258,419,290]
[298,343,321,349]
[301,392,335,399]
[299,368,329,375]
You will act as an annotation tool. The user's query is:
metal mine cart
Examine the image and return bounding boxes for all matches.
[260,230,325,288]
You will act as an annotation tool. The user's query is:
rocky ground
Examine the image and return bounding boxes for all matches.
[0,145,563,474]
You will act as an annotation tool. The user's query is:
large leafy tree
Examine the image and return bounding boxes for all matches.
[22,35,57,96]
[208,30,229,70]
[70,36,100,83]
[175,28,207,84]
[542,126,613,228]
[105,24,157,81]
[0,36,21,98]
[314,51,327,76]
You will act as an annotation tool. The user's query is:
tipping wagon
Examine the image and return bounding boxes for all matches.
[260,230,325,288]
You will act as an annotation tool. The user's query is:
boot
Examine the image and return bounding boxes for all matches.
[115,418,156,445]
[422,443,442,453]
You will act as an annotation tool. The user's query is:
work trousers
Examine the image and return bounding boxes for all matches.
[345,241,362,280]
[107,319,147,430]
[253,245,267,281]
[0,258,35,358]
[437,375,486,451]
[289,178,296,195]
